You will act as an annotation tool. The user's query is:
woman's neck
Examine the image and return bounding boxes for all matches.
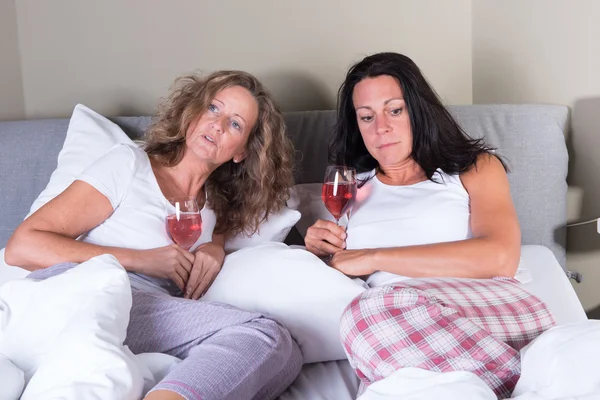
[151,152,215,203]
[377,159,427,186]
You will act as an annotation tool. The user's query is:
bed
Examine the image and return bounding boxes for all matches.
[0,104,588,399]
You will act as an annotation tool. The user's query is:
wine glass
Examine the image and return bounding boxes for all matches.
[321,166,357,226]
[165,197,203,250]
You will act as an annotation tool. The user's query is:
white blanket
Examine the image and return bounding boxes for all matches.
[358,320,600,400]
[0,255,159,400]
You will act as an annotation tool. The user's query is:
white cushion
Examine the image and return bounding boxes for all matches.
[0,255,144,399]
[0,248,28,287]
[357,368,495,400]
[24,103,299,253]
[202,242,366,363]
[224,201,301,253]
[512,320,600,399]
[26,104,137,218]
[0,354,24,400]
[135,352,181,396]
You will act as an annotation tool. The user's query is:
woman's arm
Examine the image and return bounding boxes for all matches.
[6,180,136,270]
[5,181,194,286]
[330,154,521,279]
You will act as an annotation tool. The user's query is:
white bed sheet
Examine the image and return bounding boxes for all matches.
[278,360,359,400]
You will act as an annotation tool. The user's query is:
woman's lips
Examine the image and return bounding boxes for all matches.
[378,141,399,149]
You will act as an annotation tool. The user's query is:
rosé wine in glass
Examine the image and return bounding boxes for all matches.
[322,166,357,225]
[165,197,202,250]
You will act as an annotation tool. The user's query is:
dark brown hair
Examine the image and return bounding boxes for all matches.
[332,52,503,183]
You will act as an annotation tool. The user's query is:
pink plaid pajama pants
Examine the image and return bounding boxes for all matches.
[340,277,555,398]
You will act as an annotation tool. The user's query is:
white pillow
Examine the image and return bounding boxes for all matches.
[0,354,24,400]
[0,255,144,399]
[24,104,299,252]
[224,189,301,253]
[512,320,600,399]
[26,104,137,218]
[202,242,366,363]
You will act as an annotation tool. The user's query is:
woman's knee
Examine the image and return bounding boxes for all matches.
[250,317,303,372]
[244,318,302,399]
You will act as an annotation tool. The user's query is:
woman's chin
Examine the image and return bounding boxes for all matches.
[189,146,216,161]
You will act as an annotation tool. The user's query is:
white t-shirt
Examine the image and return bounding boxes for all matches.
[76,143,217,292]
[346,170,473,287]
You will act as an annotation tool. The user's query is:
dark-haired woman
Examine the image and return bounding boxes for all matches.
[304,53,554,398]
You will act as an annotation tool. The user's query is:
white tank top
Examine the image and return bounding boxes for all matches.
[345,169,472,287]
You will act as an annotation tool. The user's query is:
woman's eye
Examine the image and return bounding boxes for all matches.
[360,115,373,122]
[390,108,403,116]
[231,120,241,131]
[208,104,218,113]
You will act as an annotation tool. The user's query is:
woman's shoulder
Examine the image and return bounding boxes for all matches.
[461,153,505,176]
[459,153,508,191]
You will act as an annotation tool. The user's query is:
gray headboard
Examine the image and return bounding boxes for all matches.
[0,105,569,266]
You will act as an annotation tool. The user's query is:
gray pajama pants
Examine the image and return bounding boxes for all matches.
[28,263,303,400]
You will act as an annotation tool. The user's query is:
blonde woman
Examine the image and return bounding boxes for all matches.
[6,71,302,400]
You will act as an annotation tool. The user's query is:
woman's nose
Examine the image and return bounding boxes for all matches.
[375,115,390,134]
[211,117,225,134]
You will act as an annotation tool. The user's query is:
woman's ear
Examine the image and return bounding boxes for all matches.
[232,152,247,163]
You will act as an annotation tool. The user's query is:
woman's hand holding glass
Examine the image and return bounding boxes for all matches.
[184,242,226,300]
[305,219,347,258]
[306,165,356,259]
[130,196,203,293]
[134,244,195,291]
[133,241,225,299]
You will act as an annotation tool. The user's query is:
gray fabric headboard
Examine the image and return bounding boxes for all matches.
[0,105,569,266]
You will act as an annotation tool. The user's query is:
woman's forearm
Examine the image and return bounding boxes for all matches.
[5,229,144,272]
[371,237,520,279]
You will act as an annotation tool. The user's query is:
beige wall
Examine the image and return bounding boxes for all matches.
[0,0,25,120]
[473,0,600,310]
[14,0,473,119]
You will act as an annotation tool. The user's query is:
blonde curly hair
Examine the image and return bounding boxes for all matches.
[144,71,294,236]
